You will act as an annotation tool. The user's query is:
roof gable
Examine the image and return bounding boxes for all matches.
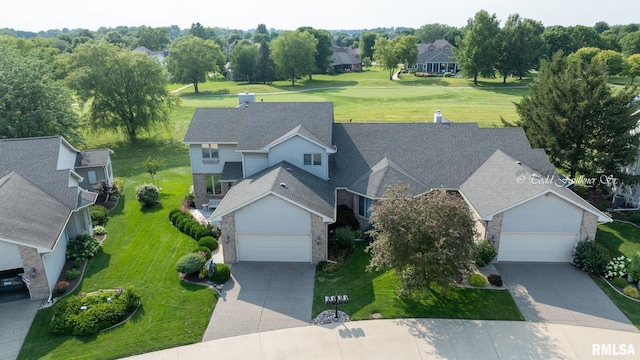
[349,157,429,198]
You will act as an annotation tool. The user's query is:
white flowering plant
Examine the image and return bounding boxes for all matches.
[604,255,631,279]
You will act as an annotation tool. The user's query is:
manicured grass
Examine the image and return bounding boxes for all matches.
[18,142,217,360]
[592,276,640,330]
[313,243,524,321]
[595,221,640,330]
[596,221,640,258]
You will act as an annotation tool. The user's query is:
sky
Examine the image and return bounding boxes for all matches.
[2,0,640,33]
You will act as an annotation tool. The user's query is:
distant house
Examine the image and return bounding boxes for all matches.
[331,45,362,72]
[0,136,112,300]
[133,46,168,63]
[182,95,609,265]
[405,39,457,74]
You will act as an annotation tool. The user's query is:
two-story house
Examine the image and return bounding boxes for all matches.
[183,97,610,264]
[0,136,112,300]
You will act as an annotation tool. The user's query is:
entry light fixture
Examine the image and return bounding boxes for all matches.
[316,235,321,245]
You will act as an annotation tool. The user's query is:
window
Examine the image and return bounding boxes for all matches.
[358,196,373,219]
[201,144,219,163]
[205,175,222,195]
[87,170,97,184]
[303,153,322,166]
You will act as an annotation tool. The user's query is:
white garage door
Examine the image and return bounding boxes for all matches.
[498,233,578,262]
[237,234,312,262]
[0,241,24,271]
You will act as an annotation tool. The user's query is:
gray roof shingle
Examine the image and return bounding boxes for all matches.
[211,162,335,222]
[329,123,556,197]
[75,149,112,168]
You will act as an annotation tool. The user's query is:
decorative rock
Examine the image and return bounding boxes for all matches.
[313,310,350,325]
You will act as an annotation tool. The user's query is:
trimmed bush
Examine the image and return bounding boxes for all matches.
[211,263,231,283]
[198,236,219,251]
[474,239,497,267]
[135,184,160,208]
[53,281,70,296]
[623,285,640,298]
[169,209,182,220]
[487,273,503,287]
[176,253,206,274]
[193,246,212,260]
[189,223,207,240]
[209,224,221,239]
[613,277,629,288]
[171,212,188,226]
[468,273,488,287]
[316,260,328,272]
[176,218,192,233]
[90,205,108,226]
[628,253,640,281]
[67,269,81,281]
[629,211,640,224]
[333,227,356,254]
[572,240,609,275]
[93,225,107,236]
[66,234,102,262]
[193,227,212,241]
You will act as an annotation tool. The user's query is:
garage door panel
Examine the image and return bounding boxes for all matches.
[0,241,24,271]
[237,234,311,262]
[502,194,582,233]
[498,233,577,262]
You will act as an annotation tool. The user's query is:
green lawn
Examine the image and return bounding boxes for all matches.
[18,141,217,360]
[596,221,640,258]
[313,243,524,321]
[595,221,640,330]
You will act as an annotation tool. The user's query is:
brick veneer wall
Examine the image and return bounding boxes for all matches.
[19,246,49,299]
[486,212,504,254]
[192,174,207,209]
[311,214,328,263]
[579,211,599,242]
[220,213,237,263]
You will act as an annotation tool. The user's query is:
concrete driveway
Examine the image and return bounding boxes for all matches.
[496,262,638,332]
[0,299,41,360]
[202,262,315,341]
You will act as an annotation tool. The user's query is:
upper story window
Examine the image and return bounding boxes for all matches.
[303,153,322,166]
[202,144,219,164]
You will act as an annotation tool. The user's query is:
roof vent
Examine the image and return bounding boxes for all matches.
[434,109,443,123]
[515,161,522,165]
[279,182,288,189]
[285,168,292,172]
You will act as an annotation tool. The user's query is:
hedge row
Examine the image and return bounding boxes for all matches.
[169,209,218,242]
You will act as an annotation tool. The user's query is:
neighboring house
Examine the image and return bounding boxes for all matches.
[133,46,168,63]
[331,45,362,72]
[406,39,457,74]
[0,136,110,300]
[183,97,611,264]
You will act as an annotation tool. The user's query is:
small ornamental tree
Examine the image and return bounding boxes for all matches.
[136,184,159,208]
[366,185,477,294]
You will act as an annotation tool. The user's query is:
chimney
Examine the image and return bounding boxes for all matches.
[434,109,443,123]
[238,91,256,105]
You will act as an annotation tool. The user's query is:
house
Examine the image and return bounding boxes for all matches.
[133,46,168,63]
[183,98,611,264]
[74,148,115,189]
[405,39,457,74]
[331,45,362,72]
[0,136,111,300]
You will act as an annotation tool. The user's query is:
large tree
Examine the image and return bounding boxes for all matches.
[513,53,639,180]
[0,41,82,143]
[455,10,502,85]
[167,35,225,93]
[621,30,640,56]
[367,186,476,294]
[625,54,640,84]
[394,35,418,70]
[591,49,625,75]
[134,26,170,51]
[270,30,317,86]
[359,32,377,61]
[253,40,276,84]
[496,14,545,83]
[298,27,333,76]
[373,37,397,80]
[229,42,259,82]
[66,42,177,143]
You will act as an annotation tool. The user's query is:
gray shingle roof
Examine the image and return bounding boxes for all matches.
[332,51,362,67]
[210,162,335,222]
[75,149,113,168]
[0,136,83,209]
[460,150,609,221]
[221,162,243,181]
[330,123,556,197]
[0,172,71,250]
[183,103,334,151]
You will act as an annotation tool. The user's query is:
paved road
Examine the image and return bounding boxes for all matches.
[202,262,315,341]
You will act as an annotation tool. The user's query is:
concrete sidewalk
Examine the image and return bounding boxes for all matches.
[124,319,640,359]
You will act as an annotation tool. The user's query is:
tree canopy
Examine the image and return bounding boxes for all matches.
[134,26,170,51]
[367,186,476,294]
[625,54,640,84]
[167,35,225,93]
[270,30,317,86]
[512,53,639,180]
[496,14,545,83]
[0,40,81,143]
[66,42,177,143]
[297,27,334,76]
[455,10,502,84]
[229,42,259,82]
